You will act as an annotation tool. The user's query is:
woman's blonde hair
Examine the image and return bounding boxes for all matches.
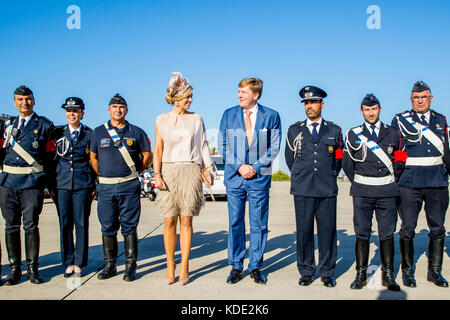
[165,72,193,104]
[238,77,263,100]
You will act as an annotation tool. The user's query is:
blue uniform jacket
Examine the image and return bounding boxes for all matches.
[218,104,282,191]
[0,113,54,189]
[285,119,343,197]
[391,109,450,188]
[52,124,96,190]
[342,122,403,197]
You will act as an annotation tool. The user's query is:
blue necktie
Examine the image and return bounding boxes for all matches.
[18,118,26,131]
[311,123,319,142]
[72,131,79,142]
[421,115,429,126]
[370,124,378,141]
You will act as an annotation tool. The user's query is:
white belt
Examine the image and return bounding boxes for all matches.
[354,174,395,186]
[98,171,139,184]
[405,156,443,166]
[3,164,44,174]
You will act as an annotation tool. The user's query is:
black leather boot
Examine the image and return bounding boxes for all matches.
[400,237,416,287]
[350,238,369,289]
[25,230,43,284]
[123,233,138,282]
[98,235,118,280]
[5,232,22,286]
[427,237,448,287]
[380,238,400,291]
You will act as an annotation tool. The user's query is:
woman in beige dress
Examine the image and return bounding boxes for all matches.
[153,72,216,285]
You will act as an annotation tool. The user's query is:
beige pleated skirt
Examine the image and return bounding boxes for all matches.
[155,162,205,217]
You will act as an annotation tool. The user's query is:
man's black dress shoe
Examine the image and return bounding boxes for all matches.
[226,269,242,284]
[298,275,314,286]
[321,277,336,288]
[250,269,267,284]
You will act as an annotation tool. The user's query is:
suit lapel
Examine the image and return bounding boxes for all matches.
[316,119,329,142]
[377,123,389,142]
[19,113,38,140]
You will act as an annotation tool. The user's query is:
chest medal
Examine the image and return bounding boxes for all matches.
[328,146,334,154]
[32,139,39,149]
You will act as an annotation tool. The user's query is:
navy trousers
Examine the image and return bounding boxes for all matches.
[353,196,398,241]
[0,186,44,233]
[56,188,93,267]
[398,187,448,239]
[227,181,270,272]
[293,196,337,278]
[96,179,141,237]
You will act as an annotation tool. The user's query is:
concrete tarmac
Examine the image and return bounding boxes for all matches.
[0,182,449,300]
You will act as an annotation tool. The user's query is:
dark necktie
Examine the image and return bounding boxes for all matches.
[421,115,429,126]
[18,118,26,131]
[72,131,79,142]
[370,124,378,141]
[311,122,319,142]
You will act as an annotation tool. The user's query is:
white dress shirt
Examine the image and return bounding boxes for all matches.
[417,110,431,124]
[243,103,258,136]
[18,113,34,128]
[306,117,323,135]
[365,120,381,137]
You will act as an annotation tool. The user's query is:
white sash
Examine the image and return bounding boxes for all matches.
[99,123,138,184]
[2,120,44,174]
[401,113,444,155]
[351,127,394,175]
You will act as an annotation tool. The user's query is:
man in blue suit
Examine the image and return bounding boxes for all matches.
[219,78,281,284]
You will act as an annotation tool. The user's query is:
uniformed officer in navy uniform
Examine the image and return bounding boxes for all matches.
[0,118,4,285]
[90,93,152,281]
[391,81,450,288]
[51,97,96,277]
[285,86,344,287]
[0,85,54,285]
[343,94,405,291]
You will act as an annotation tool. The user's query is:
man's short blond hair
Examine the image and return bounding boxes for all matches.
[238,78,263,100]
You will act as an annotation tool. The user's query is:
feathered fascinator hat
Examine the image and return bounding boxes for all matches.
[165,72,193,104]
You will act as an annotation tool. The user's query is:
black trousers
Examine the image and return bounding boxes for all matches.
[353,196,398,241]
[293,196,337,278]
[0,186,44,233]
[398,187,449,239]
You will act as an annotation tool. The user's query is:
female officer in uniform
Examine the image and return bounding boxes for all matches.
[51,97,96,277]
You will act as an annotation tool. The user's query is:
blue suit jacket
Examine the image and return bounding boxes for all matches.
[218,104,281,190]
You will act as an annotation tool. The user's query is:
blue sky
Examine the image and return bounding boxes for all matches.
[1,0,449,172]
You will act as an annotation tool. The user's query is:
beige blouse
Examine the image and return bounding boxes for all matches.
[156,112,217,175]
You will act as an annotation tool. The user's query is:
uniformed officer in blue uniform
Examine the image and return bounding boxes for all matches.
[285,86,344,287]
[391,81,450,288]
[51,97,96,277]
[0,85,54,285]
[343,94,405,291]
[90,93,152,281]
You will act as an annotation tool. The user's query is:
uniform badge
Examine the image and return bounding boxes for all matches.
[387,146,393,154]
[32,139,39,149]
[328,146,334,154]
[305,92,313,98]
[127,139,133,146]
[305,87,310,91]
[436,124,441,129]
[34,129,38,135]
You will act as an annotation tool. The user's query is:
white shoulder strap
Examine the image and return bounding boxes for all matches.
[104,123,136,173]
[351,127,393,175]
